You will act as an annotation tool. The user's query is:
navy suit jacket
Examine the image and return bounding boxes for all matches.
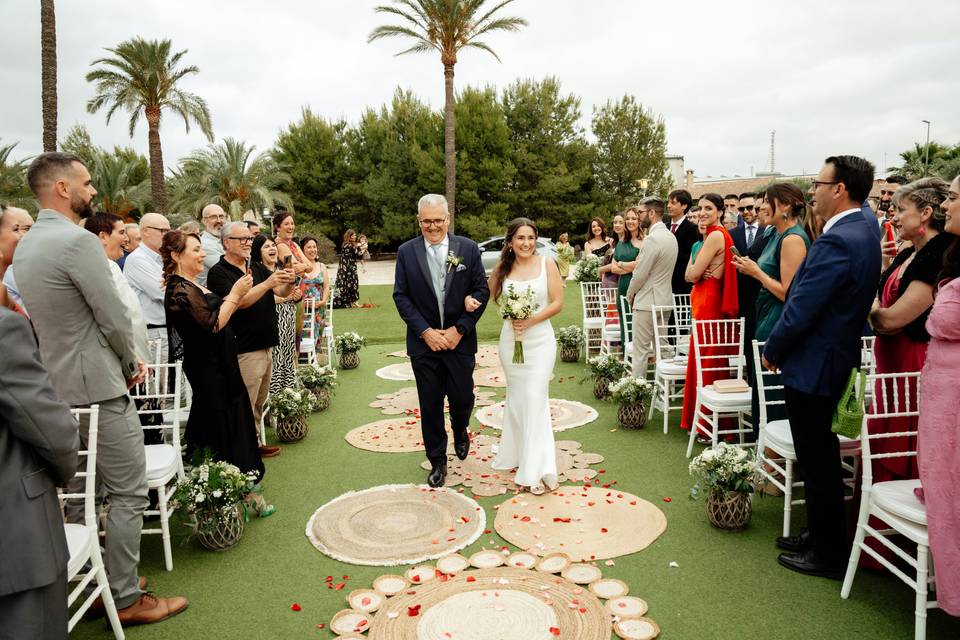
[393,234,489,358]
[763,210,881,396]
[861,201,883,240]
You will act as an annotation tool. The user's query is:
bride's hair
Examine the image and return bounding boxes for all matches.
[491,217,537,302]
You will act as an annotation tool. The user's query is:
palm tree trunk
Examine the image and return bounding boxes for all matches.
[145,107,166,213]
[40,0,57,152]
[443,62,456,232]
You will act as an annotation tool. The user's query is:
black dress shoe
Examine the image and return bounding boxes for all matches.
[427,463,447,488]
[454,432,470,461]
[777,550,845,580]
[776,528,811,553]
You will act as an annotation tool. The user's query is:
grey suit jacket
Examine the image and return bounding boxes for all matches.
[0,307,80,596]
[13,209,139,405]
[625,221,679,312]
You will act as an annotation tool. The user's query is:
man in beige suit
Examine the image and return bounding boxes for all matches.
[625,197,678,377]
[14,153,187,626]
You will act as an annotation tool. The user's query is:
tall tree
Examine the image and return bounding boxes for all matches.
[168,138,293,220]
[591,95,669,206]
[0,141,35,210]
[61,124,151,218]
[40,0,58,151]
[86,37,213,213]
[368,0,527,229]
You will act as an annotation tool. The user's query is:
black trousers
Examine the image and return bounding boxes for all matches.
[784,385,847,564]
[411,350,475,466]
[0,570,68,640]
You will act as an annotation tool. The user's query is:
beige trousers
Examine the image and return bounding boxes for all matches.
[238,348,272,440]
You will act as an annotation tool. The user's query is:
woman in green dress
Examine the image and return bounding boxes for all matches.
[554,233,574,287]
[609,207,644,345]
[732,183,811,428]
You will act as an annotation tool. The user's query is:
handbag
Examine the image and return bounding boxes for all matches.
[832,369,866,439]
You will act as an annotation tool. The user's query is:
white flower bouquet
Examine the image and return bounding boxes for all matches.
[584,354,630,383]
[334,331,366,353]
[688,442,759,500]
[608,375,654,406]
[172,454,258,532]
[297,364,337,391]
[500,283,538,363]
[573,254,601,282]
[266,385,313,421]
[556,325,585,349]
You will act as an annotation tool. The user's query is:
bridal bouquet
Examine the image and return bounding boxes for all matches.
[500,283,538,364]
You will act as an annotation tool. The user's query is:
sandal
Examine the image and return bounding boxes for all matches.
[244,492,277,518]
[529,484,545,496]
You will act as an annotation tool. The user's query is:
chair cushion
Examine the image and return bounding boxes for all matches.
[872,479,926,525]
[763,419,860,460]
[583,317,603,328]
[300,338,316,352]
[64,523,95,576]
[656,360,686,377]
[700,384,752,409]
[144,444,179,484]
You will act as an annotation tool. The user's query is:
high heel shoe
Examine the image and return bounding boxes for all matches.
[244,492,277,518]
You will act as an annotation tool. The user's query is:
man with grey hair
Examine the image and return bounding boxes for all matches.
[393,194,489,487]
[118,222,141,269]
[199,203,227,285]
[207,220,296,457]
[124,212,172,362]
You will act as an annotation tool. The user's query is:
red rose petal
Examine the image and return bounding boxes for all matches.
[600,527,608,533]
[663,496,673,502]
[550,627,561,636]
[290,603,301,611]
[466,576,477,582]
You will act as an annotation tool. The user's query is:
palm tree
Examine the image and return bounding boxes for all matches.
[89,151,151,219]
[86,37,213,214]
[368,0,526,229]
[0,141,35,210]
[168,138,294,220]
[40,0,57,151]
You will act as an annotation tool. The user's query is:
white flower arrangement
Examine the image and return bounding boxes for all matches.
[556,325,585,348]
[499,283,538,363]
[445,251,464,272]
[608,375,654,406]
[297,364,337,391]
[584,354,630,382]
[334,331,366,353]
[172,455,258,532]
[266,385,313,421]
[573,254,601,282]
[688,442,759,500]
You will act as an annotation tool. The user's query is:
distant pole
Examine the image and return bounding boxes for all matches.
[921,119,931,176]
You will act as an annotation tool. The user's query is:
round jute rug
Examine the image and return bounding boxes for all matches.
[385,344,501,368]
[419,435,605,497]
[475,399,599,433]
[377,362,515,385]
[493,486,667,561]
[345,418,452,453]
[305,485,485,566]
[369,386,497,415]
[326,559,661,639]
[376,362,417,381]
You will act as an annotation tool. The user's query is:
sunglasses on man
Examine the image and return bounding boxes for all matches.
[738,205,755,213]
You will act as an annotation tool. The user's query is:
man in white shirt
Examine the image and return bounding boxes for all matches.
[199,204,226,285]
[124,212,171,361]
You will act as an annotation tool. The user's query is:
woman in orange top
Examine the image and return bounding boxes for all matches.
[680,193,739,435]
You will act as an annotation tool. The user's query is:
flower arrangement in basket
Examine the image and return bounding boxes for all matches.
[499,283,538,364]
[689,443,759,530]
[557,325,584,362]
[296,365,337,411]
[266,385,313,442]
[608,376,654,429]
[172,453,258,551]
[573,254,601,282]
[583,354,630,399]
[334,331,366,369]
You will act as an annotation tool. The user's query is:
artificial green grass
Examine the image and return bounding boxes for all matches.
[71,285,959,639]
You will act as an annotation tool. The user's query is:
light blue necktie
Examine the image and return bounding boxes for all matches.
[746,225,755,247]
[429,243,445,323]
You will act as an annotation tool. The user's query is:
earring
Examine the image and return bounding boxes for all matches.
[917,226,926,236]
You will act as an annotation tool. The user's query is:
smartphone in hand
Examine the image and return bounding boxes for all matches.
[730,246,742,258]
[244,257,251,274]
[283,255,293,269]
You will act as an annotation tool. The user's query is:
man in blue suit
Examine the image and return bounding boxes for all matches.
[762,155,881,579]
[394,194,489,487]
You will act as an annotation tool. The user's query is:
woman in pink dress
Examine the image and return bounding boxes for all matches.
[917,174,960,616]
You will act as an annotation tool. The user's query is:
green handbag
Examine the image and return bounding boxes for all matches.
[832,369,866,439]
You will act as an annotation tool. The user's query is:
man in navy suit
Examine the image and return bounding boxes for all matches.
[763,155,881,579]
[393,194,489,487]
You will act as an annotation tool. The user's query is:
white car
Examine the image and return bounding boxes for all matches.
[477,235,557,275]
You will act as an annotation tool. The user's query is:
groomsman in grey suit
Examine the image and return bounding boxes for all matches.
[625,197,679,377]
[14,153,187,625]
[0,306,79,640]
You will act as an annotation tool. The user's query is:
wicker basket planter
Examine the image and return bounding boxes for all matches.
[340,351,360,369]
[311,388,331,412]
[617,402,647,429]
[706,491,752,530]
[560,345,580,363]
[593,377,612,400]
[275,415,309,442]
[196,505,245,551]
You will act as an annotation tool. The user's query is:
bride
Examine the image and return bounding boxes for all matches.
[467,218,564,494]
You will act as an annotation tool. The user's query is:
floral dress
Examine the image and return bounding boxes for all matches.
[302,267,328,343]
[333,243,363,308]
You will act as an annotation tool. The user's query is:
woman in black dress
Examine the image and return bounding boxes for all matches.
[333,229,366,308]
[161,230,275,517]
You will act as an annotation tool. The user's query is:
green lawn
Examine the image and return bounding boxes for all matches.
[71,285,959,639]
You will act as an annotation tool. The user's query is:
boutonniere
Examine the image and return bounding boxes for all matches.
[446,252,463,273]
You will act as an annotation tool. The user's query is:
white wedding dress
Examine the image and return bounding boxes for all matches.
[492,256,558,489]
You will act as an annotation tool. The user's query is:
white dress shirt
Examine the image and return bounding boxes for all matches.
[109,261,150,362]
[744,222,759,247]
[822,208,861,235]
[123,243,166,326]
[3,267,24,313]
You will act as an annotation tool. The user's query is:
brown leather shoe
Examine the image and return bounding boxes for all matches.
[117,593,188,626]
[259,445,281,457]
[85,576,148,620]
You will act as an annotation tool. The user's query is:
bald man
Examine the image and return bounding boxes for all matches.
[199,203,226,285]
[123,212,171,361]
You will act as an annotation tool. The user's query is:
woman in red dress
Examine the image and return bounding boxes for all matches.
[680,193,739,435]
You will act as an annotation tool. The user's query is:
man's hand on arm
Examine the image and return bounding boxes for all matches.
[421,328,451,351]
[440,327,463,349]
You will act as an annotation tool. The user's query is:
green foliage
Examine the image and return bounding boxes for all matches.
[0,141,34,211]
[608,375,654,405]
[689,443,758,500]
[591,95,669,205]
[172,453,258,532]
[297,365,337,391]
[335,331,367,353]
[888,141,960,181]
[584,354,630,383]
[556,325,584,348]
[61,124,151,217]
[265,385,313,421]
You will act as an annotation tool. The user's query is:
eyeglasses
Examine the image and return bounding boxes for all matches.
[811,180,839,189]
[737,205,755,213]
[145,226,171,233]
[418,218,447,228]
[203,214,226,220]
[227,236,254,244]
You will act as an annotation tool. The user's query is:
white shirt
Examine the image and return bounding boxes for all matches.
[199,230,224,286]
[109,261,150,362]
[423,234,449,256]
[822,207,861,235]
[123,243,166,325]
[744,222,759,245]
[3,267,24,314]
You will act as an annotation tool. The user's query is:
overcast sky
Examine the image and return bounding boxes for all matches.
[2,0,958,179]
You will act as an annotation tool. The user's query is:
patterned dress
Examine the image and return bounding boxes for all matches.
[270,298,298,394]
[302,268,328,343]
[333,243,363,308]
